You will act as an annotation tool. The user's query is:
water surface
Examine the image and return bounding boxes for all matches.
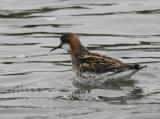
[0,0,160,119]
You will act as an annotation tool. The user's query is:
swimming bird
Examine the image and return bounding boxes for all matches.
[50,33,146,87]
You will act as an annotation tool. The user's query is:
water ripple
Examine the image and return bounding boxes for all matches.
[72,9,160,16]
[1,32,160,38]
[0,0,160,118]
[0,6,89,18]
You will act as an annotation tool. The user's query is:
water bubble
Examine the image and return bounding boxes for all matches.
[16,54,28,58]
[45,17,56,21]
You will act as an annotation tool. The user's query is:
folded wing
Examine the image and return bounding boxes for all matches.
[78,52,129,73]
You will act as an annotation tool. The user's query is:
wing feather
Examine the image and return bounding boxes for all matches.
[78,52,128,73]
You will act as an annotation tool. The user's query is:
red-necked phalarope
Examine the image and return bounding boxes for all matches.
[50,33,147,87]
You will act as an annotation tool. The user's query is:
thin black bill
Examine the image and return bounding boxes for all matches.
[50,44,61,52]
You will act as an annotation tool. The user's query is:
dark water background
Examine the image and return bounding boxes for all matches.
[0,0,160,118]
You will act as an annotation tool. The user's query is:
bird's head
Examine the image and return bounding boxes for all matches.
[50,33,80,52]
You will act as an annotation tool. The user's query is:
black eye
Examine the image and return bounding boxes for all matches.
[63,38,70,43]
[62,40,67,44]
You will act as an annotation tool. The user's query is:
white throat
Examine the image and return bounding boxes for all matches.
[61,43,71,51]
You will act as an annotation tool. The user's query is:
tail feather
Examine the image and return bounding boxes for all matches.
[128,64,147,70]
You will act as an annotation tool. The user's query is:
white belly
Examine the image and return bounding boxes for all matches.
[73,70,138,88]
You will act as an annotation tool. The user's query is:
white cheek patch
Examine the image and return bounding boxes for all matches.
[62,43,71,51]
